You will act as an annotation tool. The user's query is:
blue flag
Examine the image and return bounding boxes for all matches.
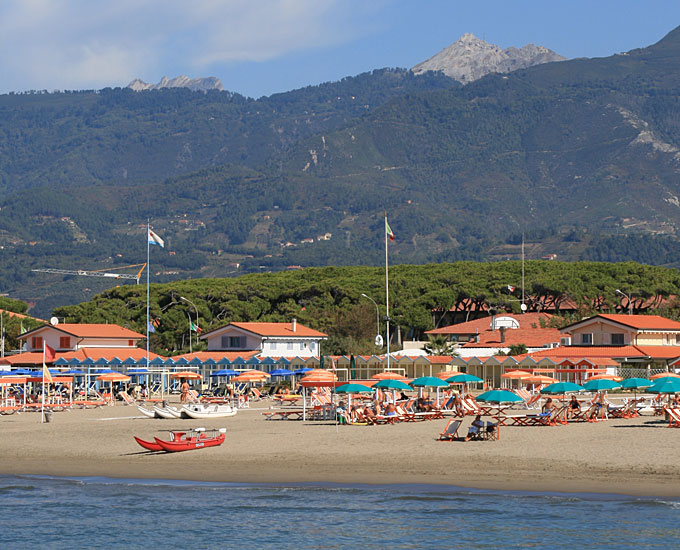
[147,322,156,333]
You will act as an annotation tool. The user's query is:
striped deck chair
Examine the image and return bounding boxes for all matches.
[664,407,680,428]
[250,387,263,401]
[461,397,481,416]
[437,419,461,441]
[187,389,200,404]
[119,391,137,406]
[312,391,332,407]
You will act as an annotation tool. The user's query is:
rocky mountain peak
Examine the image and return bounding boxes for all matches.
[412,34,566,84]
[128,75,224,92]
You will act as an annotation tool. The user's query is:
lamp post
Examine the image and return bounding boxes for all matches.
[360,293,381,346]
[615,289,632,315]
[180,296,199,349]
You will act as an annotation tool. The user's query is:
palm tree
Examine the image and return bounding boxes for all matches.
[423,335,459,356]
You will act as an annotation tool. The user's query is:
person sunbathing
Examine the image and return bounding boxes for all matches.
[567,395,581,420]
[542,398,555,415]
[384,403,399,417]
[416,397,433,412]
[465,415,485,441]
[361,405,377,424]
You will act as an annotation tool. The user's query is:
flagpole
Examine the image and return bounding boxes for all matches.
[385,213,390,371]
[146,222,150,373]
[41,342,45,424]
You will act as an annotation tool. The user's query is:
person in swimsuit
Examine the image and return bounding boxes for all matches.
[567,395,581,420]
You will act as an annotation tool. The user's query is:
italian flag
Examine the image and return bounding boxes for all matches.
[385,217,395,242]
[190,321,202,334]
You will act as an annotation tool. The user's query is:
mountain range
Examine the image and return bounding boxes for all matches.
[412,33,566,82]
[3,28,680,315]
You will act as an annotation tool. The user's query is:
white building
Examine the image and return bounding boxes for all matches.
[200,319,327,358]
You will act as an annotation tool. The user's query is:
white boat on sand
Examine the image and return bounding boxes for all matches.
[153,404,182,419]
[138,405,161,419]
[181,403,237,419]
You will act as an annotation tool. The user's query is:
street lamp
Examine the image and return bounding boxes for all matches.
[360,293,381,346]
[180,296,199,349]
[615,289,632,315]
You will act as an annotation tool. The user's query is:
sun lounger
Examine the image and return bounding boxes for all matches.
[262,410,304,420]
[119,391,138,406]
[437,419,462,441]
[664,407,680,428]
[461,397,481,416]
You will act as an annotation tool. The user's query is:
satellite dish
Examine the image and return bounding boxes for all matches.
[374,334,384,347]
[50,317,59,326]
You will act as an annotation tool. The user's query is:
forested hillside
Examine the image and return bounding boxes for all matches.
[53,261,680,356]
[4,28,680,315]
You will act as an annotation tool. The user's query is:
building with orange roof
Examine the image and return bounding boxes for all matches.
[18,323,145,354]
[562,314,680,347]
[426,312,562,357]
[201,319,327,358]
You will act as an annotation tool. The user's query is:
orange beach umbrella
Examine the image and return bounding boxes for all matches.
[525,375,557,385]
[501,370,533,379]
[586,373,622,382]
[170,371,202,380]
[651,372,680,380]
[372,372,407,380]
[232,370,270,383]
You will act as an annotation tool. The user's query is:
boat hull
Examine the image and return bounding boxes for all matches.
[153,405,182,419]
[180,404,237,419]
[153,432,225,452]
[134,436,163,451]
[138,405,161,419]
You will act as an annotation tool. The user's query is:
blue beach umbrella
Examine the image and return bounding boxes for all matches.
[336,383,374,393]
[269,368,294,377]
[373,379,412,391]
[649,378,680,394]
[620,378,652,389]
[541,382,585,394]
[294,367,313,375]
[411,376,449,388]
[446,373,483,384]
[476,390,523,403]
[210,369,238,377]
[583,379,621,392]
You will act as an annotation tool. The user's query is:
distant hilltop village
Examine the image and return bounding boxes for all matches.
[412,33,566,84]
[127,75,224,92]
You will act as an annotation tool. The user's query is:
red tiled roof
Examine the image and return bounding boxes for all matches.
[427,312,553,336]
[208,322,327,338]
[584,314,680,331]
[634,346,680,360]
[19,323,144,340]
[461,327,562,348]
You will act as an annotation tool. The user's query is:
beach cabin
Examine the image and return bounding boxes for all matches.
[200,319,327,359]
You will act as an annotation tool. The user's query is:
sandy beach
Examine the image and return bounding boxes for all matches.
[1,401,679,497]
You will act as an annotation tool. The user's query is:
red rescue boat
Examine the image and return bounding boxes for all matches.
[134,428,226,453]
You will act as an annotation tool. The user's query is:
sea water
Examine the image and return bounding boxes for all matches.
[1,475,678,549]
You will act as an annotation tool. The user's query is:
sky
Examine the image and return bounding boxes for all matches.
[2,0,680,98]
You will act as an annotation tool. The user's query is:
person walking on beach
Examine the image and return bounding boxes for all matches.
[180,379,190,402]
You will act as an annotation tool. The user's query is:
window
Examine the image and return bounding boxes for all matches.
[221,335,245,349]
[287,342,294,351]
[299,342,305,350]
[59,336,70,349]
[581,333,593,345]
[32,336,43,350]
[611,333,625,345]
[676,334,680,345]
[270,342,277,351]
[310,342,316,352]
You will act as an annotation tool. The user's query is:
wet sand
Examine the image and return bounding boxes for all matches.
[1,401,678,497]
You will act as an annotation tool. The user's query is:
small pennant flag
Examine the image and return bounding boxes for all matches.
[385,216,395,242]
[190,321,202,334]
[20,322,26,334]
[44,343,56,363]
[148,229,165,248]
[147,321,156,333]
[507,285,516,293]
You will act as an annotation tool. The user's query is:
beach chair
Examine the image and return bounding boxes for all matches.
[461,397,481,416]
[250,387,263,401]
[118,391,138,406]
[482,421,499,440]
[572,403,598,422]
[664,407,680,428]
[437,419,462,441]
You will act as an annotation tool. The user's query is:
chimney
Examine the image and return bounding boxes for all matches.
[500,326,506,343]
[292,318,297,333]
